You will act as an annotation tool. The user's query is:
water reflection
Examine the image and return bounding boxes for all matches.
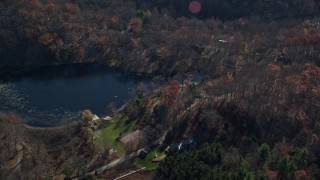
[0,63,153,126]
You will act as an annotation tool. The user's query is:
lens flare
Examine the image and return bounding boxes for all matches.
[189,1,202,14]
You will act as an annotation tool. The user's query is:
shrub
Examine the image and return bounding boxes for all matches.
[136,10,151,25]
[81,110,94,121]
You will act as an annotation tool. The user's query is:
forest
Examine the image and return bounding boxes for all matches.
[138,0,320,20]
[1,0,320,179]
[158,140,309,179]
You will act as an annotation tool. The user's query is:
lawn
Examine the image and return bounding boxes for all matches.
[135,146,166,170]
[95,115,136,156]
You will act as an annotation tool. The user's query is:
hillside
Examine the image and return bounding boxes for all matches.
[0,0,320,179]
[0,112,100,179]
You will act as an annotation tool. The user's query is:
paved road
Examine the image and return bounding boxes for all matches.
[74,149,142,179]
[113,167,146,180]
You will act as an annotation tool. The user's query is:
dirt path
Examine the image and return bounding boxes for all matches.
[23,121,79,131]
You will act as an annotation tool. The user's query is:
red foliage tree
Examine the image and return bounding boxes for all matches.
[302,33,320,45]
[161,80,180,106]
[297,64,320,94]
[64,3,80,15]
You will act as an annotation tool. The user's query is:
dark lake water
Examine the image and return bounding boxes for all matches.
[0,64,154,126]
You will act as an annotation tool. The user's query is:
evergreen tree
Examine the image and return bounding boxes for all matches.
[258,143,270,164]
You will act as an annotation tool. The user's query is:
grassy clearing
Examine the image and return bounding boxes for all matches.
[135,147,166,170]
[95,115,136,156]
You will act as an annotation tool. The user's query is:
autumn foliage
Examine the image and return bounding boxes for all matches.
[1,0,320,178]
[161,80,180,106]
[64,3,80,15]
[297,64,320,94]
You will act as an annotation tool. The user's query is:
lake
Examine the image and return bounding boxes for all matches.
[0,63,154,126]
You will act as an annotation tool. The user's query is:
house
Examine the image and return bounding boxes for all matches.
[92,115,100,122]
[165,138,196,155]
[165,143,180,155]
[180,138,196,151]
[138,146,151,159]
